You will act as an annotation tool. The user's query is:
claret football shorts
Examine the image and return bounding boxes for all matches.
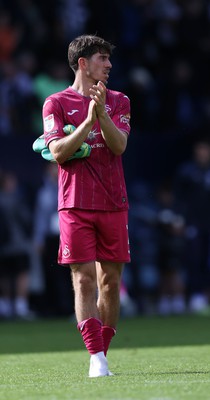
[58,208,131,265]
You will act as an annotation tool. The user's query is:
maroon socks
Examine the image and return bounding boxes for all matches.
[77,318,116,356]
[101,325,116,356]
[77,318,104,355]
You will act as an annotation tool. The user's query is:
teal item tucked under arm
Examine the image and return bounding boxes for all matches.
[32,125,91,162]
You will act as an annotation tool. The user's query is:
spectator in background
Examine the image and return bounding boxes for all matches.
[174,137,210,312]
[33,61,71,106]
[127,180,160,314]
[57,0,90,42]
[33,162,74,316]
[0,170,33,319]
[125,66,159,133]
[0,9,21,62]
[128,177,187,315]
[0,56,38,136]
[159,58,195,131]
[33,61,72,133]
[155,179,187,315]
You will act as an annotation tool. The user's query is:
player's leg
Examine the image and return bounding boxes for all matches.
[96,261,124,355]
[70,262,110,377]
[58,209,115,376]
[70,262,98,322]
[95,210,130,356]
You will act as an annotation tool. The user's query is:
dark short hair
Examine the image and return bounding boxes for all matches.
[68,34,115,72]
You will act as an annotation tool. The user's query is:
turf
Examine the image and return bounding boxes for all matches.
[0,315,210,399]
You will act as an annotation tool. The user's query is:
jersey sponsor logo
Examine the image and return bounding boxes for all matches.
[120,113,130,126]
[62,244,71,258]
[67,110,79,115]
[44,114,55,132]
[91,143,105,148]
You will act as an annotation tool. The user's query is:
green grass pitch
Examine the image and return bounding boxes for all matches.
[0,315,210,399]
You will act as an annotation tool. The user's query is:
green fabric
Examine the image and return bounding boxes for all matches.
[33,74,70,104]
[32,125,91,162]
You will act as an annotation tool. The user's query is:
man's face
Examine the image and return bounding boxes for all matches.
[85,52,112,84]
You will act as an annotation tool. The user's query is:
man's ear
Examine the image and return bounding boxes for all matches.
[78,57,88,71]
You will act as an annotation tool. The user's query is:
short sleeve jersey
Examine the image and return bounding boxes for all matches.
[42,87,131,211]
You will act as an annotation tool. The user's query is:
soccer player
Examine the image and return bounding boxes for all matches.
[42,34,131,377]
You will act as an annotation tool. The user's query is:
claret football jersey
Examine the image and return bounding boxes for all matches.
[43,86,131,211]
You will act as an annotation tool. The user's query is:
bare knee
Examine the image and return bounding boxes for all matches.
[97,262,123,294]
[71,263,97,295]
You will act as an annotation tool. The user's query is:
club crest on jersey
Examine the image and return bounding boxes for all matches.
[44,114,55,132]
[62,244,71,258]
[88,129,98,141]
[120,113,130,126]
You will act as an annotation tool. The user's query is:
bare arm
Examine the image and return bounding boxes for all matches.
[89,81,128,155]
[49,99,97,164]
[97,111,128,155]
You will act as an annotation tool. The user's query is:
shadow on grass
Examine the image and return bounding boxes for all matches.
[0,315,210,354]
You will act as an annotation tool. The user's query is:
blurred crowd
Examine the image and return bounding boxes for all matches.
[1,0,210,319]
